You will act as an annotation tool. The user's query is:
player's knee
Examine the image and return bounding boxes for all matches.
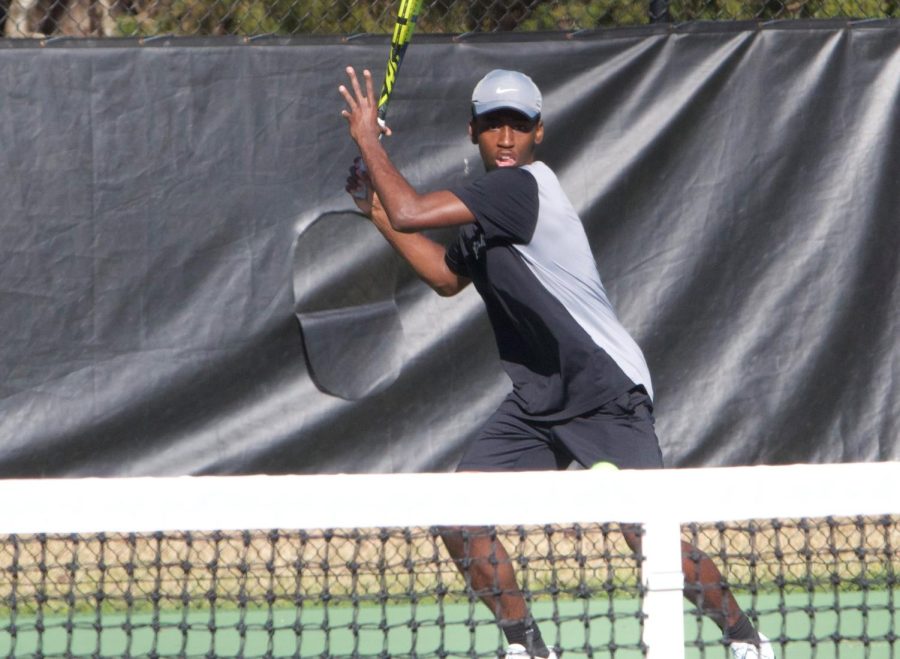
[621,523,643,552]
[437,525,493,554]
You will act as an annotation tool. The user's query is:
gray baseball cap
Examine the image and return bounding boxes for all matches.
[471,70,542,120]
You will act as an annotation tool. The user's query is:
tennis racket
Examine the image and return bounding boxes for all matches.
[352,0,424,200]
[378,0,424,123]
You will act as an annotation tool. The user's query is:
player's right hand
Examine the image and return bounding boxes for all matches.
[339,67,392,145]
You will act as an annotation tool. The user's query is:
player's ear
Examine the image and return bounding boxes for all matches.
[534,120,544,145]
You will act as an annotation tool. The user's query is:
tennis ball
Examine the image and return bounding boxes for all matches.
[590,461,619,471]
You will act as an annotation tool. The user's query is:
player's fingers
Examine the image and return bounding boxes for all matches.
[348,67,365,103]
[363,69,376,104]
[355,201,373,216]
[348,168,366,186]
[352,157,370,181]
[338,87,356,112]
[341,68,364,109]
[344,65,358,87]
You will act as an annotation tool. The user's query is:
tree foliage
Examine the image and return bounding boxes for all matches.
[117,0,900,37]
[3,0,898,39]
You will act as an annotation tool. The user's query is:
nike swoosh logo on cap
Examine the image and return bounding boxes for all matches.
[495,87,519,94]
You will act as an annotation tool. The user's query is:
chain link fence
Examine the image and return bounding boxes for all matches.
[1,0,898,41]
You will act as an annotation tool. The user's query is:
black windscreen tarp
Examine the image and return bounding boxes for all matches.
[0,22,897,475]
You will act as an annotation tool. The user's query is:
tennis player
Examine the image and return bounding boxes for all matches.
[339,66,775,659]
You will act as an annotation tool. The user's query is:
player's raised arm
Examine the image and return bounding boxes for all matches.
[339,67,474,232]
[345,160,470,298]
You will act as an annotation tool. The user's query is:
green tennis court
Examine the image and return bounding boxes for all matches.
[2,590,897,658]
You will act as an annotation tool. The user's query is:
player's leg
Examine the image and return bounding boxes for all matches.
[680,540,750,635]
[439,527,538,646]
[442,401,568,658]
[554,389,774,657]
[618,528,761,641]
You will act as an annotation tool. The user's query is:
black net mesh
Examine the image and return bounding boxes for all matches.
[1,515,898,657]
[0,523,644,658]
[683,515,900,657]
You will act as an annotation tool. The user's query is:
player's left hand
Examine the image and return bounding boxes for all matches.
[346,156,374,212]
[339,67,392,145]
[345,158,391,230]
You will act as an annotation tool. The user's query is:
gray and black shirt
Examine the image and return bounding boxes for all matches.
[446,161,653,421]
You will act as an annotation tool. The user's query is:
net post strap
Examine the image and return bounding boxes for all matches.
[643,516,687,659]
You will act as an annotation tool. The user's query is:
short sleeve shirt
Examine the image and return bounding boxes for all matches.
[446,162,653,421]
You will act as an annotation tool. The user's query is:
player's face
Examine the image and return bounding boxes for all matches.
[469,110,544,171]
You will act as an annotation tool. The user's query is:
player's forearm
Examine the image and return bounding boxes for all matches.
[340,67,472,231]
[355,135,472,232]
[355,134,420,231]
[371,217,467,297]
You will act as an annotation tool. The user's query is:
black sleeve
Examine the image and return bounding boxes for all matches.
[450,168,539,244]
[444,237,468,277]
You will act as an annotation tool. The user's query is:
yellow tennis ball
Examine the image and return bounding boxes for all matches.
[590,461,619,471]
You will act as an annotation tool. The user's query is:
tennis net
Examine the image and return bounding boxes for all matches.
[0,463,897,658]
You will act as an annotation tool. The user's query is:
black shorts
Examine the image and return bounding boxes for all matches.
[456,388,664,472]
